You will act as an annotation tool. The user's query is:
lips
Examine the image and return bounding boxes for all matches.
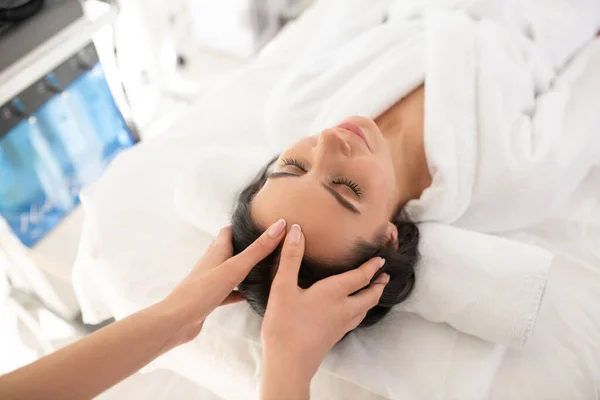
[337,122,371,151]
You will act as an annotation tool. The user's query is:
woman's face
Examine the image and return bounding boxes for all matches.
[251,116,400,264]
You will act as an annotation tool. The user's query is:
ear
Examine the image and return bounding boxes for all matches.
[385,221,399,252]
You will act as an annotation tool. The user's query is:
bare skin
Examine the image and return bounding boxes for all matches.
[375,84,431,202]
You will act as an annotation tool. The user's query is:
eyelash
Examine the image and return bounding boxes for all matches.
[280,157,363,198]
[331,176,363,198]
[281,157,308,172]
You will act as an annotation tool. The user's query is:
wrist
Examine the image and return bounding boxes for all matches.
[261,360,312,400]
[154,297,189,327]
[263,351,316,381]
[263,338,325,379]
[260,347,318,400]
[151,298,202,348]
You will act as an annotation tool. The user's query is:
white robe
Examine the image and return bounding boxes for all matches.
[265,0,600,233]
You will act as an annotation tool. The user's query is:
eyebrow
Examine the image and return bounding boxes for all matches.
[267,172,361,214]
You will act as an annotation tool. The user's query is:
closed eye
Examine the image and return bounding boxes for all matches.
[266,172,361,214]
[280,157,308,172]
[331,176,363,198]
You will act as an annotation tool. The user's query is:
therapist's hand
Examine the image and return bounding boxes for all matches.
[260,224,389,400]
[163,220,287,347]
[0,221,288,400]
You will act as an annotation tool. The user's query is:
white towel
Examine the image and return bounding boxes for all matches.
[401,223,553,348]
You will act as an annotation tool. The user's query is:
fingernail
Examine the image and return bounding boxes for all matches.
[267,219,286,238]
[379,257,386,267]
[288,224,302,244]
[374,273,390,284]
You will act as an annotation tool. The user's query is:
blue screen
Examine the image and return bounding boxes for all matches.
[0,63,135,247]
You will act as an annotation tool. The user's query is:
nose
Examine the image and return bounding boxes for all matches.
[317,129,352,157]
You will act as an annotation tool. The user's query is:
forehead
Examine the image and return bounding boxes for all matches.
[251,177,378,264]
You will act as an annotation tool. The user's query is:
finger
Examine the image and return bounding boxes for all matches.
[218,219,287,281]
[348,274,389,315]
[324,257,385,295]
[219,291,245,306]
[272,224,304,287]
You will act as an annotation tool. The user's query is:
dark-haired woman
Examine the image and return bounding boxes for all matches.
[231,0,600,329]
[233,87,427,328]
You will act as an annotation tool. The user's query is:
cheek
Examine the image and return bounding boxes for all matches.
[370,173,394,199]
[359,159,396,196]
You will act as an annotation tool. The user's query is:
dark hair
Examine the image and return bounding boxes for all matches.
[231,158,419,328]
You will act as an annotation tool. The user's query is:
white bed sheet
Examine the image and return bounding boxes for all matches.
[72,3,600,399]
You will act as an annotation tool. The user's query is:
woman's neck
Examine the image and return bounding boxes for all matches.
[375,85,431,206]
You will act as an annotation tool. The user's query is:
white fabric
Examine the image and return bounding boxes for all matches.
[266,0,600,233]
[402,223,552,348]
[174,148,553,348]
[72,1,600,399]
[174,145,275,235]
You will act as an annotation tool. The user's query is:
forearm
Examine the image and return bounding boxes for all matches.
[0,301,184,400]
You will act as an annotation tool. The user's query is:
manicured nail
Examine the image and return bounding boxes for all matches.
[288,224,302,244]
[379,257,386,267]
[374,273,390,284]
[268,219,286,237]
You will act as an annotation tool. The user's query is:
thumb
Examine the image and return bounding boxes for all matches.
[272,224,304,288]
[216,219,287,284]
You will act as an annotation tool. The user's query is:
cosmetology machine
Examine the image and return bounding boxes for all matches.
[0,0,134,331]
